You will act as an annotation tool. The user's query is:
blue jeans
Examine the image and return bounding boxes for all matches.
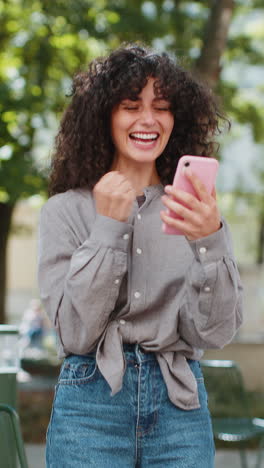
[46,345,214,467]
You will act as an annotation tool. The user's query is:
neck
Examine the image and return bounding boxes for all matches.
[111,159,160,196]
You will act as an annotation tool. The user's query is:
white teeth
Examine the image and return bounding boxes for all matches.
[130,132,158,140]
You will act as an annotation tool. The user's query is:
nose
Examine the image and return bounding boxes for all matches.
[139,107,156,126]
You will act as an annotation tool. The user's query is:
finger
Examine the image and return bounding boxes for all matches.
[160,210,185,228]
[184,168,211,203]
[160,210,192,235]
[123,186,136,200]
[161,195,193,222]
[100,171,120,182]
[164,185,199,211]
[101,171,129,190]
[110,172,128,185]
[95,172,118,190]
[160,209,208,240]
[212,186,217,199]
[118,178,134,192]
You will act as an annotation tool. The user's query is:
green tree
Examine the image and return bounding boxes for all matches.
[1,0,264,322]
[0,0,109,322]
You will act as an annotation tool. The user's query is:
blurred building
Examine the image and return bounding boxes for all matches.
[7,198,41,325]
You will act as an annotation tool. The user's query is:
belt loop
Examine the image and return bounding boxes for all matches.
[135,344,142,365]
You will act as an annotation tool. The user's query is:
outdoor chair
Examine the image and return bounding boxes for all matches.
[201,359,264,468]
[0,404,29,468]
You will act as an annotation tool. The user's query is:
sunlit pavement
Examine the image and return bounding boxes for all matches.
[215,449,259,468]
[25,444,259,468]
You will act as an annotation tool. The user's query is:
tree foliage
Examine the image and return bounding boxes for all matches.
[1,0,263,204]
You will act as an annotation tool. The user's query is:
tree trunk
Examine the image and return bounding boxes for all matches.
[194,0,235,88]
[0,203,15,324]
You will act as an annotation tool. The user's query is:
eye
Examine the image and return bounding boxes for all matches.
[120,99,140,111]
[154,101,171,111]
[155,107,170,111]
[124,106,139,111]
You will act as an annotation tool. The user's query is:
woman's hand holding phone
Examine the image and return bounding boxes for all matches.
[160,156,221,240]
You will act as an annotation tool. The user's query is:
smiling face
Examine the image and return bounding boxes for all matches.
[110,78,174,168]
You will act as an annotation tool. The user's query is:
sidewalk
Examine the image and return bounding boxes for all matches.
[25,444,259,467]
[215,449,259,467]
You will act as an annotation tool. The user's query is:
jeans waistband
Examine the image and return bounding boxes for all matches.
[68,344,157,363]
[122,343,157,362]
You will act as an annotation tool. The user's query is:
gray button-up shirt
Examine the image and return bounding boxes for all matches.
[38,184,243,410]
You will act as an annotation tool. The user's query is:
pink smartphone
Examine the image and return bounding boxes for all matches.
[162,155,219,235]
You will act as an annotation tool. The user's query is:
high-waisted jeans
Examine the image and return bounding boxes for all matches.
[46,345,214,467]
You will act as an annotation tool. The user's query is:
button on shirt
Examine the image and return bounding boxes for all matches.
[38,185,243,410]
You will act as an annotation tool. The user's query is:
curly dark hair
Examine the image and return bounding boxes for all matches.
[49,43,229,196]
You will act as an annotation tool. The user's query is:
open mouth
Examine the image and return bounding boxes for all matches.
[129,132,159,144]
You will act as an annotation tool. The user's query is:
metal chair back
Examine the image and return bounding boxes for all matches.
[0,404,29,468]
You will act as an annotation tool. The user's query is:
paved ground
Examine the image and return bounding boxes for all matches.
[25,444,260,467]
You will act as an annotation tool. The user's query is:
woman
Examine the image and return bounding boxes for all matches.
[38,43,243,467]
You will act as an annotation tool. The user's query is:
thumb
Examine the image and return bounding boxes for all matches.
[211,186,217,200]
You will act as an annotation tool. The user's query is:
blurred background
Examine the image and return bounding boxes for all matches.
[0,0,264,466]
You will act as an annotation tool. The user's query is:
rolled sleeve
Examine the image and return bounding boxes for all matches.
[187,223,229,264]
[89,214,133,251]
[38,199,133,356]
[179,220,243,349]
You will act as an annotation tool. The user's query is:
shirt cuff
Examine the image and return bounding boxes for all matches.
[187,223,229,264]
[89,214,133,251]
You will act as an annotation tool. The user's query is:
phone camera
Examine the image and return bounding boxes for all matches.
[184,162,190,167]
